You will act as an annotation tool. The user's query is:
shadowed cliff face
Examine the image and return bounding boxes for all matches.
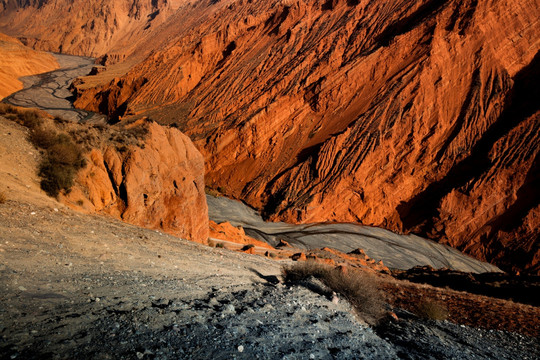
[24,0,540,273]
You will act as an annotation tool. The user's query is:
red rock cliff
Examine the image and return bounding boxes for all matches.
[0,0,202,62]
[75,0,539,274]
[64,121,209,244]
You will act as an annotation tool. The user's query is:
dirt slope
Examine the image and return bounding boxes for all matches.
[1,115,539,358]
[0,33,58,99]
[71,0,540,274]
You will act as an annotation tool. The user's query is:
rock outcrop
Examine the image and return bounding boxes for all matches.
[0,32,58,99]
[71,0,540,274]
[64,121,209,243]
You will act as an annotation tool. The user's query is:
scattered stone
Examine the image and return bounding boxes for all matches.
[291,253,307,261]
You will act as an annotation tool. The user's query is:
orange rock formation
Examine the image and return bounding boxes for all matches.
[209,220,274,249]
[6,0,539,274]
[73,0,539,274]
[0,33,58,99]
[63,121,209,243]
[0,0,228,63]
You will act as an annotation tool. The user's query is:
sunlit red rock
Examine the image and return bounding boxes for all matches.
[63,121,209,243]
[209,220,274,249]
[0,0,206,62]
[15,0,540,273]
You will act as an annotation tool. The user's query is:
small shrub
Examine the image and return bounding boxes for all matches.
[208,240,216,247]
[416,300,449,321]
[29,127,58,149]
[216,242,225,248]
[39,160,77,197]
[47,140,86,168]
[53,116,68,124]
[0,103,16,115]
[241,244,255,251]
[283,261,384,324]
[0,191,6,204]
[19,111,41,129]
[76,199,84,206]
[37,133,86,197]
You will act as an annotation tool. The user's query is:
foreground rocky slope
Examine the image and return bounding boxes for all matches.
[0,121,539,358]
[70,0,540,274]
[0,33,58,99]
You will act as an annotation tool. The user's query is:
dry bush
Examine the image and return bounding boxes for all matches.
[0,191,6,204]
[47,138,86,168]
[1,104,42,129]
[416,300,449,321]
[39,161,77,197]
[283,261,384,324]
[36,133,86,197]
[19,110,41,129]
[0,103,16,115]
[29,127,58,149]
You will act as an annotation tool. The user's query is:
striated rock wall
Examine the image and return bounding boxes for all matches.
[76,0,539,273]
[0,0,199,61]
[0,32,58,99]
[64,121,209,243]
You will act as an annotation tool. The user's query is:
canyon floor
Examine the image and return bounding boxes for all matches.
[1,116,539,359]
[2,54,105,123]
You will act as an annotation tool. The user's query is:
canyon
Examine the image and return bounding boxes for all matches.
[1,0,538,275]
[1,1,540,357]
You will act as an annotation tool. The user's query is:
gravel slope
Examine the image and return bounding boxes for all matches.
[1,200,538,359]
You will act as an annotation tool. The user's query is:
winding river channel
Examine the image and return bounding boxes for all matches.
[3,54,105,123]
[3,52,501,273]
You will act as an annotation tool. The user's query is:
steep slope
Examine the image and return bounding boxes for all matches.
[0,0,208,62]
[73,0,540,274]
[0,33,58,99]
[63,120,209,243]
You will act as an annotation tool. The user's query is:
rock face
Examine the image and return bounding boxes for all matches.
[72,0,540,274]
[64,121,209,243]
[0,0,194,61]
[0,32,58,99]
[14,0,537,274]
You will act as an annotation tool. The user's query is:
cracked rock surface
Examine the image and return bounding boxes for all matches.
[3,54,105,123]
